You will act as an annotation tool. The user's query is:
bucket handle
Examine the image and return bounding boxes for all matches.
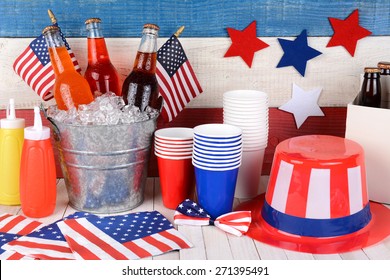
[40,103,61,141]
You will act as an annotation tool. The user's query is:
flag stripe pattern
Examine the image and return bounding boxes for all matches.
[174,199,251,236]
[1,212,92,260]
[13,23,80,101]
[0,214,43,260]
[156,35,203,122]
[266,160,369,219]
[262,158,372,237]
[57,211,192,260]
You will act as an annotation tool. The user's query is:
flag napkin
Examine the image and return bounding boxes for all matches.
[156,33,203,122]
[0,213,43,260]
[174,199,252,236]
[2,212,91,260]
[13,21,80,101]
[57,210,193,260]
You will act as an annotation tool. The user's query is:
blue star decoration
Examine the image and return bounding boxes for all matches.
[277,30,322,77]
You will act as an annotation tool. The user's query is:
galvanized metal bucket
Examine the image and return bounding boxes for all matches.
[48,116,157,214]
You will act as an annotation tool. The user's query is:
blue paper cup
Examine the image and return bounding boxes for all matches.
[194,165,240,219]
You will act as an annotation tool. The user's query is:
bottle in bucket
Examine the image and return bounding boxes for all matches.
[42,25,94,111]
[121,23,163,111]
[84,18,122,97]
[0,99,25,205]
[20,107,56,218]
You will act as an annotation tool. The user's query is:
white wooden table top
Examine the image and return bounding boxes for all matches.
[2,177,390,260]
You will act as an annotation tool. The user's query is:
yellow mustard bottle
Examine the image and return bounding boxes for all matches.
[0,99,25,205]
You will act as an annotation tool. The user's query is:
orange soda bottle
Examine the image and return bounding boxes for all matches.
[20,107,56,218]
[84,18,122,97]
[42,26,94,111]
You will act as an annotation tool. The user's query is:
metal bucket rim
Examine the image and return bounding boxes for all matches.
[51,114,159,129]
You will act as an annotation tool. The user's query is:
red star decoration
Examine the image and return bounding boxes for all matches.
[224,21,269,68]
[326,9,372,56]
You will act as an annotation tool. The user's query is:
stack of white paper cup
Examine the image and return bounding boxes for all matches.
[223,90,269,198]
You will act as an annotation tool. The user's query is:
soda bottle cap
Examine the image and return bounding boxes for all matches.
[85,18,102,24]
[364,67,381,73]
[143,23,160,31]
[24,107,50,140]
[378,61,390,70]
[42,25,59,35]
[0,99,25,129]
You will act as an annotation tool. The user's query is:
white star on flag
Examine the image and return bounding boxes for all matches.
[279,83,324,129]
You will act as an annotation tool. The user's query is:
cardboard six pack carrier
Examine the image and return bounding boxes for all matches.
[346,98,390,204]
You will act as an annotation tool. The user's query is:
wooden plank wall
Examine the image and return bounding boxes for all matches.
[0,0,389,176]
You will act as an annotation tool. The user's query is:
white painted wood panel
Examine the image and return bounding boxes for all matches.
[254,241,288,260]
[1,37,389,110]
[227,235,260,260]
[1,177,390,260]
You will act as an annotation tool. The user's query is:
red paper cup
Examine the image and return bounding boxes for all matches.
[157,155,195,209]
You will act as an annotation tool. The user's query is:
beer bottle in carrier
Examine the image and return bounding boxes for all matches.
[121,23,163,111]
[358,67,382,108]
[378,61,390,105]
[20,107,56,218]
[0,99,25,205]
[84,18,122,97]
[43,26,94,111]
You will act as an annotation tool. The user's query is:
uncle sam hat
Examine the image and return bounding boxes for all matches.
[237,135,390,254]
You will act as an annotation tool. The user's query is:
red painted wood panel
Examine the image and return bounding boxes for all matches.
[0,107,347,177]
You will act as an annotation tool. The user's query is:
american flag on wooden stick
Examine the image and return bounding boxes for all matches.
[12,9,80,101]
[156,26,203,122]
[57,211,193,260]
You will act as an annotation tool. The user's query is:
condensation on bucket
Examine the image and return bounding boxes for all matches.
[50,116,157,214]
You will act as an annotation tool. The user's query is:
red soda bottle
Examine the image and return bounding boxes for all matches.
[84,18,122,97]
[20,107,56,218]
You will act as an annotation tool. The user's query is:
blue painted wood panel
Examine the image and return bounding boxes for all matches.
[0,0,389,37]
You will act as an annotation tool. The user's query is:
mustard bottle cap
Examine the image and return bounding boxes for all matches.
[0,99,25,129]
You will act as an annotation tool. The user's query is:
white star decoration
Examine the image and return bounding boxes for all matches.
[279,83,324,129]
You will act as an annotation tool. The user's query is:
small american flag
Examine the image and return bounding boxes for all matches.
[13,23,80,101]
[2,212,91,260]
[0,213,43,260]
[174,199,252,237]
[157,34,203,122]
[57,210,193,260]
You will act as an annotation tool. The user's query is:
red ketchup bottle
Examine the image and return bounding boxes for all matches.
[20,107,56,218]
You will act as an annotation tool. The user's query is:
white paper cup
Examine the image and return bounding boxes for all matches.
[224,90,268,101]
